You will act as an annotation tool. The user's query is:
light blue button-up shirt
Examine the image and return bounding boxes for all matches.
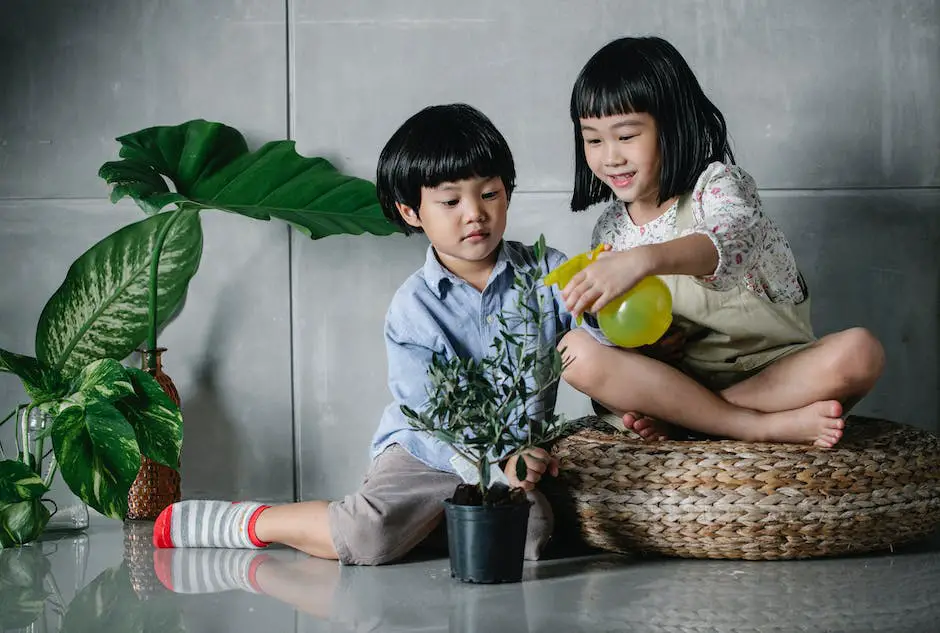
[370,240,576,473]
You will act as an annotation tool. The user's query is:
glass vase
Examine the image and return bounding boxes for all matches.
[24,408,90,532]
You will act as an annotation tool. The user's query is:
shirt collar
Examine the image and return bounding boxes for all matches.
[422,241,512,299]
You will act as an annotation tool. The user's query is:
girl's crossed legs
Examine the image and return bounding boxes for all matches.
[561,327,884,447]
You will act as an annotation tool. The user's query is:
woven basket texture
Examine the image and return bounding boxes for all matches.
[549,415,940,560]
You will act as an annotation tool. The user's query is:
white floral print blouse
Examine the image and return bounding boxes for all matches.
[590,161,805,304]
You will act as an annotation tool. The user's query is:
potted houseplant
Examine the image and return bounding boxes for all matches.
[402,237,570,584]
[95,118,402,519]
[0,119,402,541]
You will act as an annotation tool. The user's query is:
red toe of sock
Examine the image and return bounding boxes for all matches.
[153,504,174,548]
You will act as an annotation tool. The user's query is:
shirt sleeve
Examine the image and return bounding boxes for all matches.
[383,307,445,425]
[684,162,767,290]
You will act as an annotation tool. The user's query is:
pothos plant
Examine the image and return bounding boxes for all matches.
[402,236,570,504]
[0,119,400,546]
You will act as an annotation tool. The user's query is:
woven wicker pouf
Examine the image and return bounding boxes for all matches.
[550,415,940,560]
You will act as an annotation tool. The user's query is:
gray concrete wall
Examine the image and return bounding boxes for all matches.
[1,1,937,504]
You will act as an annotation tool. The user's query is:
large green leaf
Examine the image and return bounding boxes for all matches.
[73,359,135,404]
[0,461,48,504]
[98,119,401,239]
[35,210,202,380]
[0,500,50,548]
[0,349,68,403]
[51,402,141,520]
[115,368,182,469]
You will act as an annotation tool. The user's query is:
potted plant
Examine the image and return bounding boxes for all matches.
[95,118,402,519]
[0,119,402,541]
[402,237,570,584]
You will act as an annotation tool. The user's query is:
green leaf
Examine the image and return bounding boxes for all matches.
[51,402,141,520]
[0,500,50,548]
[0,460,49,503]
[74,359,135,404]
[98,119,401,239]
[115,368,182,469]
[35,210,203,379]
[0,349,68,403]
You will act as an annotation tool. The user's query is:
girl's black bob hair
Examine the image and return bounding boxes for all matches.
[570,36,734,212]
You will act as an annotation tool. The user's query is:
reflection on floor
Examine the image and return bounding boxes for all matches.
[1,520,938,632]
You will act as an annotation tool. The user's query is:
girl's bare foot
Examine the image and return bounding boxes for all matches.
[623,412,672,441]
[758,400,845,447]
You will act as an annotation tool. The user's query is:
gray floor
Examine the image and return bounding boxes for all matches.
[3,518,939,633]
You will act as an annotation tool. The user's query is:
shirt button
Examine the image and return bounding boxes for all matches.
[486,315,494,324]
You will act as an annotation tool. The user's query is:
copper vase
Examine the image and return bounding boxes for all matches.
[126,348,182,521]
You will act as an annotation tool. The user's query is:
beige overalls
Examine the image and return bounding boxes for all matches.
[660,194,816,391]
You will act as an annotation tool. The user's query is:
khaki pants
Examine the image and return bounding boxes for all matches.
[328,444,554,565]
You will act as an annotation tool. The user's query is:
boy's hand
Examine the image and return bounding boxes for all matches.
[504,448,559,491]
[639,325,686,365]
[562,247,654,318]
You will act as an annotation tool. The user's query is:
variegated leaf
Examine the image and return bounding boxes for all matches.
[0,461,49,503]
[116,368,182,469]
[52,402,141,520]
[0,348,68,403]
[98,119,400,239]
[73,359,135,404]
[35,209,202,380]
[0,500,50,548]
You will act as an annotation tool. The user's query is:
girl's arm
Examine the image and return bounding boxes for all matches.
[564,164,764,317]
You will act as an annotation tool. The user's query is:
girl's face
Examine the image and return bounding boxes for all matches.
[579,112,662,208]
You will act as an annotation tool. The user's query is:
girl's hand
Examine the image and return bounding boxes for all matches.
[562,247,653,318]
[504,448,559,492]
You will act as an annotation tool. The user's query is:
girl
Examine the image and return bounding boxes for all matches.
[559,37,885,447]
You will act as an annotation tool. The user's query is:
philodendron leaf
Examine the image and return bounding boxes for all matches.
[0,348,68,403]
[0,500,51,548]
[35,209,202,380]
[98,119,401,239]
[0,461,48,503]
[73,359,135,404]
[52,402,141,520]
[115,368,182,469]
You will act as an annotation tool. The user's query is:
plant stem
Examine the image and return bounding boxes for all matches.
[19,404,30,464]
[43,457,58,489]
[146,209,181,368]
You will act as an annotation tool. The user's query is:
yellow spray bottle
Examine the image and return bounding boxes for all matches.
[544,245,673,348]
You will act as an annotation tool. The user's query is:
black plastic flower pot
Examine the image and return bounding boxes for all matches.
[443,498,532,584]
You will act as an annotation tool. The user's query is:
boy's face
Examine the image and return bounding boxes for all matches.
[396,176,508,276]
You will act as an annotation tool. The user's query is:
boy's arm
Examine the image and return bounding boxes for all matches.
[385,322,441,423]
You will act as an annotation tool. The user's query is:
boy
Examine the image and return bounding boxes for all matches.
[153,104,574,567]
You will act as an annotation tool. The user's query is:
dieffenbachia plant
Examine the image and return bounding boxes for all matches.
[97,119,400,359]
[0,120,399,546]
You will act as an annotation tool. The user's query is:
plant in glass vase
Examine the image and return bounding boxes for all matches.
[0,119,401,543]
[401,237,570,584]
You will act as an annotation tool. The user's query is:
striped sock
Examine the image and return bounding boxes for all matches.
[153,500,271,549]
[153,549,270,594]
